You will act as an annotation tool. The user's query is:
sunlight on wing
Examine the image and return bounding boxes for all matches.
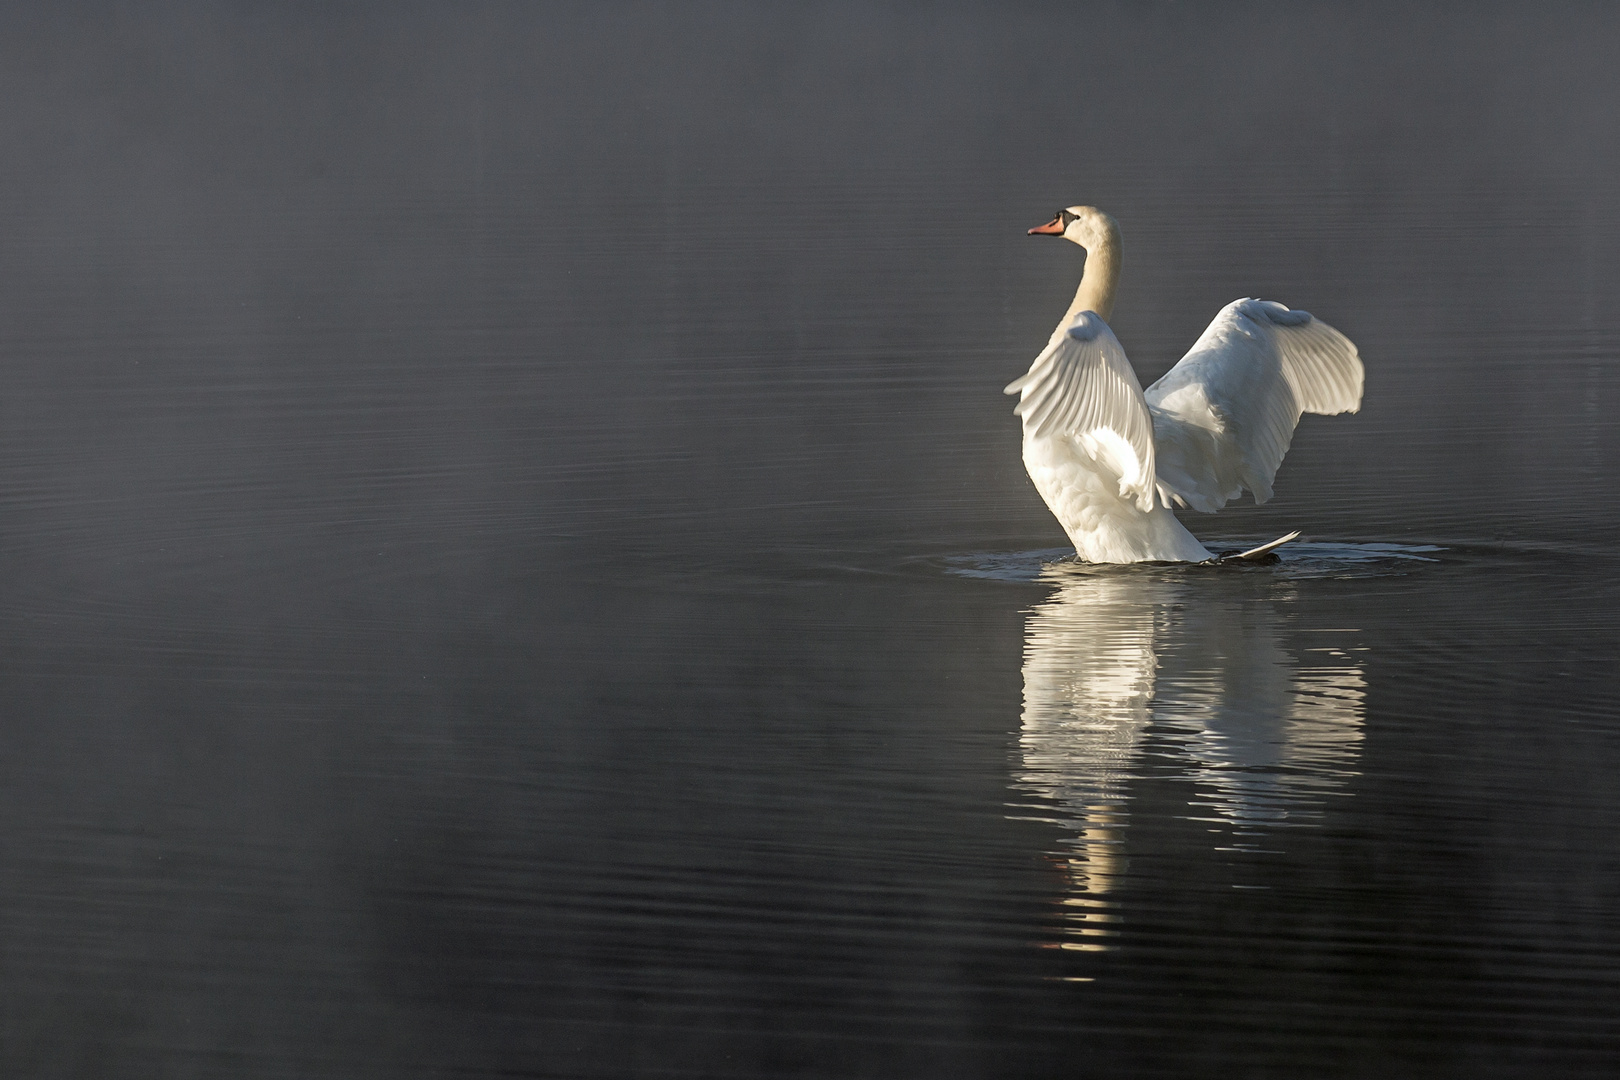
[1004,312,1157,511]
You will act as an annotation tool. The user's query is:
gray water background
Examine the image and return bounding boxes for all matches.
[1,3,1618,1076]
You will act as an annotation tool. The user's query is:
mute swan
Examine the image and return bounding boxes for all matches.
[1004,207,1364,563]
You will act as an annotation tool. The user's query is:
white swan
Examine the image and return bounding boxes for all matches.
[1005,206,1364,563]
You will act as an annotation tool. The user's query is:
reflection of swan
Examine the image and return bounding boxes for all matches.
[1015,576,1167,950]
[1004,206,1364,563]
[1014,570,1364,951]
[1153,599,1366,833]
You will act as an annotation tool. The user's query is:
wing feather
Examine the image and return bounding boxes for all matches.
[1144,299,1363,512]
[1005,311,1157,511]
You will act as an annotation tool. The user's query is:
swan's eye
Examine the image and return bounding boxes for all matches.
[1060,210,1078,227]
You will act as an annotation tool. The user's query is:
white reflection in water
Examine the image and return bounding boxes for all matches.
[1013,570,1365,951]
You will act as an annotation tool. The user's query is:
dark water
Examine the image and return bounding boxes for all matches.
[2,3,1619,1076]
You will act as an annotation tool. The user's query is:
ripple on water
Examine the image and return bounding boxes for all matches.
[941,540,1449,584]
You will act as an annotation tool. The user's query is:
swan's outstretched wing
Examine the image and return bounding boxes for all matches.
[1004,311,1157,512]
[1144,299,1362,512]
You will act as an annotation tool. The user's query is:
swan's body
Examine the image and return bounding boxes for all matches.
[1006,207,1363,563]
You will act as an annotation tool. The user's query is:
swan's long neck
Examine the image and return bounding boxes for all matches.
[1063,221,1122,325]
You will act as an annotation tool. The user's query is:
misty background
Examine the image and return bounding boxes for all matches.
[3,2,1615,563]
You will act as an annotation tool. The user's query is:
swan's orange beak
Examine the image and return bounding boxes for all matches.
[1028,214,1066,235]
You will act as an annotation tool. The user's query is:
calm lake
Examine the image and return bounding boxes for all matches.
[1,4,1617,1077]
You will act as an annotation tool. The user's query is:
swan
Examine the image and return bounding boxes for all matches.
[1004,206,1364,563]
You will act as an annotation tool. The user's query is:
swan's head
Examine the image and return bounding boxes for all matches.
[1028,205,1119,252]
